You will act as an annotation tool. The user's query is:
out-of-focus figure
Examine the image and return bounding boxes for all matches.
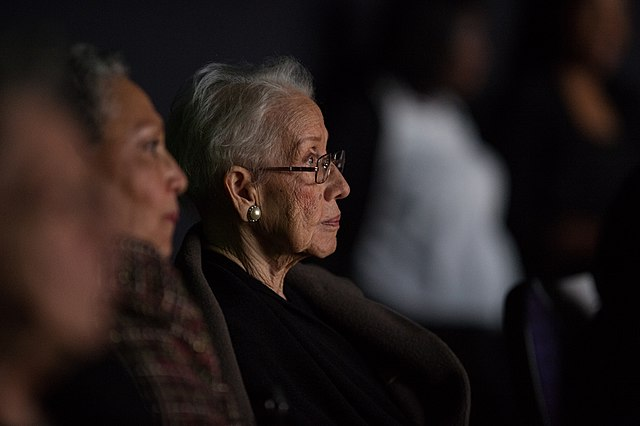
[352,0,522,424]
[502,0,640,280]
[354,0,520,333]
[0,27,116,425]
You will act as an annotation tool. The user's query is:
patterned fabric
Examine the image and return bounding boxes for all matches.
[112,239,242,425]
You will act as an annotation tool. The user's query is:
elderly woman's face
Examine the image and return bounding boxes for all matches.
[97,77,187,258]
[258,96,350,259]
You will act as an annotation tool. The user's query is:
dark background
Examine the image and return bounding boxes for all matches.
[5,0,640,277]
[7,3,640,425]
[5,0,393,118]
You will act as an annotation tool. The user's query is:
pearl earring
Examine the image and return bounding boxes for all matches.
[247,205,262,223]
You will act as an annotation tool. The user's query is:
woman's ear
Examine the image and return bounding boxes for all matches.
[224,166,258,222]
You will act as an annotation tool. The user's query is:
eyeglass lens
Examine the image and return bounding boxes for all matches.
[317,151,345,183]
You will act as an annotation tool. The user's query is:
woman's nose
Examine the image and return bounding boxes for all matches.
[326,166,350,200]
[166,153,188,194]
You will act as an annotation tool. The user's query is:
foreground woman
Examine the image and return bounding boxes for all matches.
[168,57,470,425]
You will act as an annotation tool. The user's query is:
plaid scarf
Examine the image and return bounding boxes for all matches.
[112,239,242,425]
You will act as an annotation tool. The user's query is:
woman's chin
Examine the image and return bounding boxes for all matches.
[307,242,338,259]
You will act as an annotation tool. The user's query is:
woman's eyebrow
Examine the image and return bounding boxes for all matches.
[131,121,164,140]
[295,135,325,153]
[297,134,322,144]
[133,118,163,133]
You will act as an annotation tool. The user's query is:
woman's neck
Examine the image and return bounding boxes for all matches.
[206,237,299,300]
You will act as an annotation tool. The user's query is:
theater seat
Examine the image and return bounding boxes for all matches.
[503,274,599,426]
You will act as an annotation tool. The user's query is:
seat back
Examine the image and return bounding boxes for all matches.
[504,275,598,426]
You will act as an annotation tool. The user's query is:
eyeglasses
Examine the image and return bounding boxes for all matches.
[261,150,346,184]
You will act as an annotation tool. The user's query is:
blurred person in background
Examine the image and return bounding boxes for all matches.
[353,0,521,423]
[0,27,117,425]
[501,0,640,281]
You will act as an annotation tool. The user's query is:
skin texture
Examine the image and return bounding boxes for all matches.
[223,94,350,297]
[95,77,188,258]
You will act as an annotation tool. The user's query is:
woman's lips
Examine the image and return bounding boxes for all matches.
[323,214,341,227]
[164,211,179,225]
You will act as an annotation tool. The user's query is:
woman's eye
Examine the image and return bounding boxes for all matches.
[143,140,160,154]
[305,155,316,166]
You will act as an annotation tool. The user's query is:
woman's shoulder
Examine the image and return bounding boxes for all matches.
[287,262,363,298]
[286,262,471,424]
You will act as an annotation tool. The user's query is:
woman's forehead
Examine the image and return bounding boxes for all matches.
[281,98,327,150]
[293,133,327,154]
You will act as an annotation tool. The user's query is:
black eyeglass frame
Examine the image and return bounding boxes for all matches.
[261,150,346,184]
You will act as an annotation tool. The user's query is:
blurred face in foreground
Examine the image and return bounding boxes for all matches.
[95,77,188,258]
[0,88,116,359]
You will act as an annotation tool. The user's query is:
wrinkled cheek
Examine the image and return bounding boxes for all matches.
[296,190,322,227]
[301,194,320,219]
[288,190,319,248]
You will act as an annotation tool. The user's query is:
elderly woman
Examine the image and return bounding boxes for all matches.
[44,45,243,425]
[167,57,470,425]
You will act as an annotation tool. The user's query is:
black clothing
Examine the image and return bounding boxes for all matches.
[504,75,640,277]
[202,250,409,425]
